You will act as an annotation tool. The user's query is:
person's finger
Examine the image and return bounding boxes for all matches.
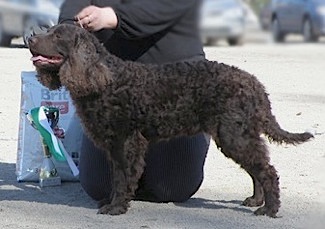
[75,6,95,21]
[74,15,91,29]
[76,6,99,29]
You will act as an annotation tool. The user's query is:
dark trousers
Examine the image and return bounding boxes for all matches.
[79,132,210,203]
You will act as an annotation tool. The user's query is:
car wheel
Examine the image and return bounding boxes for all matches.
[205,37,218,46]
[302,19,318,42]
[227,36,243,46]
[272,18,285,42]
[0,17,12,47]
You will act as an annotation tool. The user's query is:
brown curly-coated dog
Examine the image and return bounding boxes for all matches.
[28,24,313,218]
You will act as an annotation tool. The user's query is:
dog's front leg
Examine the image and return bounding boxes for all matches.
[124,131,148,200]
[97,139,129,215]
[97,131,148,215]
[97,159,129,215]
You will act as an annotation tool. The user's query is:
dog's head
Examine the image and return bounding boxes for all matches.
[28,24,104,91]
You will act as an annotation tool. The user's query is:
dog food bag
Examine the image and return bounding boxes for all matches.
[16,71,83,182]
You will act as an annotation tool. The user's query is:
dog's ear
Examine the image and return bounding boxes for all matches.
[72,32,97,66]
[59,30,113,98]
[73,31,87,48]
[73,33,80,48]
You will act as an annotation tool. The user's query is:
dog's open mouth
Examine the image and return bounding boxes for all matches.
[30,54,63,67]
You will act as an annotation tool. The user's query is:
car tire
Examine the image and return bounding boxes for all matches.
[302,18,318,42]
[227,36,243,46]
[205,37,218,46]
[0,17,12,47]
[272,18,285,42]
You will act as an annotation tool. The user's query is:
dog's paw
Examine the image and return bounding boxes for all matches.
[97,203,128,215]
[242,197,264,207]
[254,206,279,218]
[97,198,111,209]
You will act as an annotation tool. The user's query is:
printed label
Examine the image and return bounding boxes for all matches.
[41,101,69,114]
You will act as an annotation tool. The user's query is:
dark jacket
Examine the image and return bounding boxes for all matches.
[59,0,205,64]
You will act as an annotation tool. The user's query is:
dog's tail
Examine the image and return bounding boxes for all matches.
[263,113,314,145]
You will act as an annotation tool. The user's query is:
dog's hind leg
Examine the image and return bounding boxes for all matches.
[242,171,264,207]
[211,121,280,218]
[241,153,280,218]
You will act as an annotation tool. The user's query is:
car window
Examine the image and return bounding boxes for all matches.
[49,0,64,8]
[18,0,37,6]
[205,0,240,7]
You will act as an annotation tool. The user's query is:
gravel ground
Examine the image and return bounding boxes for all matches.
[0,40,324,229]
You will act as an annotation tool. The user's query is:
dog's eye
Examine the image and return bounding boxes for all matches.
[55,33,62,39]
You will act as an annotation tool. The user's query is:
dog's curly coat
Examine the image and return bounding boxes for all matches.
[28,24,313,217]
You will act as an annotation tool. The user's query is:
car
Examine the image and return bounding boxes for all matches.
[271,0,325,42]
[0,0,62,47]
[200,0,246,46]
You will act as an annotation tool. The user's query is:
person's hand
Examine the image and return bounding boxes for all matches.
[53,127,65,139]
[75,6,118,31]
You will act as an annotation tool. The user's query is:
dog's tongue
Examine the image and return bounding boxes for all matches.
[31,55,61,64]
[31,55,49,62]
